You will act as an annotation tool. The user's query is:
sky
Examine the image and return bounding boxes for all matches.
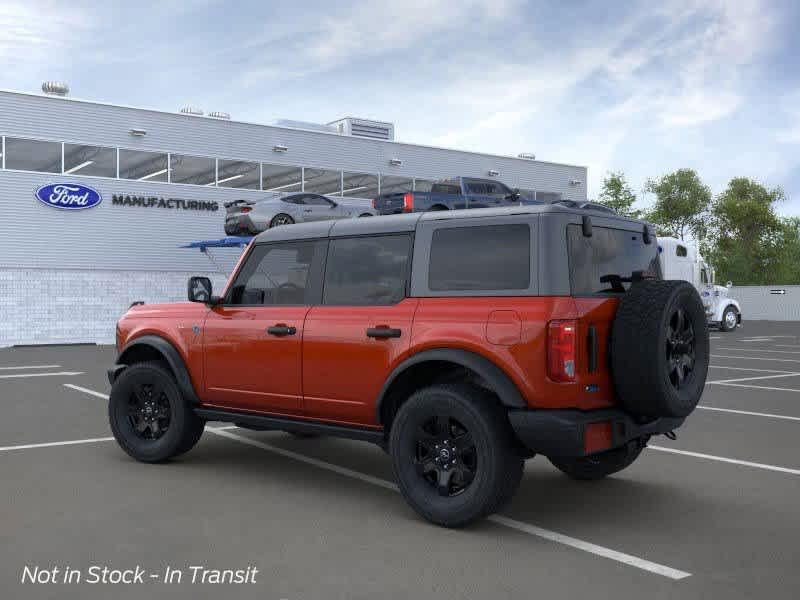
[2,0,799,214]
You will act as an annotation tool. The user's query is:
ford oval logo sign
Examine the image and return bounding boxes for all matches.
[35,183,103,210]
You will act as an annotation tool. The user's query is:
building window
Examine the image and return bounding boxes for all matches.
[304,167,342,195]
[341,171,379,198]
[429,225,530,291]
[170,154,216,186]
[323,235,411,305]
[380,176,413,195]
[262,163,302,193]
[4,137,61,173]
[63,143,117,177]
[217,159,260,189]
[119,149,168,182]
[413,178,436,192]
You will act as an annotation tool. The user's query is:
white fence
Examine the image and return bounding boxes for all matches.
[729,285,800,321]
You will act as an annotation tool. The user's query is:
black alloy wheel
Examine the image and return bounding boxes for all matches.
[127,381,171,440]
[414,415,477,497]
[666,308,695,390]
[270,214,294,227]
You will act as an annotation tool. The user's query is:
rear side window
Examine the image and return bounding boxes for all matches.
[431,183,461,195]
[567,225,661,295]
[429,225,530,291]
[323,235,411,305]
[676,245,688,257]
[227,241,318,305]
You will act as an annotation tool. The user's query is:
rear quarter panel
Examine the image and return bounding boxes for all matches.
[410,297,619,411]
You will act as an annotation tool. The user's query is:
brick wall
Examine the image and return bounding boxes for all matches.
[0,269,229,346]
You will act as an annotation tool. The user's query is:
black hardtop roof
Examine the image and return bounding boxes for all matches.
[252,203,649,244]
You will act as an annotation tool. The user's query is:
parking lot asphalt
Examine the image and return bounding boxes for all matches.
[2,322,800,599]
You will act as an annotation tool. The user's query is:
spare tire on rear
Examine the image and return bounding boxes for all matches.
[611,280,709,418]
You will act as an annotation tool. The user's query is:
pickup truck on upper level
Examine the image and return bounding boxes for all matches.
[372,177,525,214]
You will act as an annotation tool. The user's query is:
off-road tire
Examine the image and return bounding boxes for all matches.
[109,361,205,463]
[389,384,524,528]
[720,306,738,332]
[611,280,709,418]
[548,441,645,481]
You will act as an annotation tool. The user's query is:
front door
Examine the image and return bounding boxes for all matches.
[203,239,325,414]
[300,194,339,222]
[302,233,415,425]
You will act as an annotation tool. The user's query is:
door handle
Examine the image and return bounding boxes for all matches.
[267,324,296,336]
[366,327,402,339]
[303,209,312,213]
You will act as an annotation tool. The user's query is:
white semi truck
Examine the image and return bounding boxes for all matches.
[658,237,742,331]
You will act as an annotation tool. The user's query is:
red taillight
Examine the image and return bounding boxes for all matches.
[584,422,613,454]
[241,207,252,213]
[547,319,576,382]
[372,198,377,209]
[402,193,414,212]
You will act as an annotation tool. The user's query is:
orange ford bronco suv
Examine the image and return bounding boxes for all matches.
[109,204,709,527]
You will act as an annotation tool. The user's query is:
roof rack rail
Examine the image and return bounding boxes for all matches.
[550,199,617,214]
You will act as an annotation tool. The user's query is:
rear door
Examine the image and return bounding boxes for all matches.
[302,233,417,425]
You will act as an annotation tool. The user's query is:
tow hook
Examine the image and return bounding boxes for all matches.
[663,430,677,441]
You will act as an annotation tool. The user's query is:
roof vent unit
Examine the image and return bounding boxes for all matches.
[270,119,337,134]
[42,81,69,96]
[208,111,231,120]
[329,117,395,141]
[180,106,204,116]
[518,152,536,160]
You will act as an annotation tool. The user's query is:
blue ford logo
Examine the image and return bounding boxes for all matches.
[35,183,102,210]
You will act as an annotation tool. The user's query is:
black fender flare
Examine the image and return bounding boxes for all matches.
[375,348,526,423]
[112,335,201,404]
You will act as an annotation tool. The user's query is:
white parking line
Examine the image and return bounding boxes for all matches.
[649,445,800,476]
[707,373,800,385]
[57,384,691,580]
[208,428,691,580]
[710,382,800,393]
[697,405,800,422]
[64,383,110,399]
[0,436,114,452]
[717,347,800,355]
[709,365,796,373]
[712,354,800,363]
[0,364,61,370]
[0,371,84,379]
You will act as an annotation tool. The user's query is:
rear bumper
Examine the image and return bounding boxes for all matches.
[508,408,685,458]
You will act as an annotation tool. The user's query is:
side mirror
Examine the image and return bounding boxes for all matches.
[329,200,338,208]
[726,281,733,289]
[188,276,218,304]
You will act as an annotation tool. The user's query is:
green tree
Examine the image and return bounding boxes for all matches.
[706,178,786,285]
[597,171,640,217]
[643,169,711,240]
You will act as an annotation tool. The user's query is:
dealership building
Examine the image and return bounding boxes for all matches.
[0,85,588,346]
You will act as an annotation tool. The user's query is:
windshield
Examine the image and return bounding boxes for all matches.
[567,224,662,294]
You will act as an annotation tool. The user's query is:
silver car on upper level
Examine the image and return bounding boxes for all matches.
[224,192,376,235]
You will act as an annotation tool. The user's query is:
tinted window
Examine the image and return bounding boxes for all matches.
[170,154,216,185]
[304,194,332,206]
[228,241,317,305]
[119,149,168,181]
[430,183,461,195]
[676,245,688,257]
[64,144,117,177]
[324,235,411,305]
[429,225,530,291]
[567,225,662,295]
[218,159,259,189]
[4,137,61,173]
